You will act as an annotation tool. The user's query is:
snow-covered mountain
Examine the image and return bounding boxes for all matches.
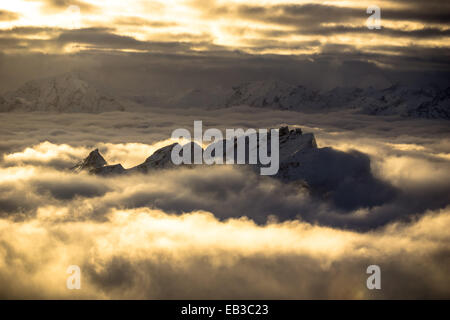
[225,80,321,110]
[73,126,394,209]
[360,84,450,119]
[168,87,233,108]
[74,142,204,175]
[71,149,107,173]
[71,148,126,175]
[168,80,449,119]
[223,80,450,119]
[0,73,125,113]
[128,143,179,173]
[2,74,447,119]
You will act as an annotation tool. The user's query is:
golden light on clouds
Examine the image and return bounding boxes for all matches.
[0,0,448,56]
[0,1,449,301]
[0,105,449,299]
[1,204,449,299]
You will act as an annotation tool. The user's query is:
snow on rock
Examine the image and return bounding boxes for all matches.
[226,80,320,111]
[129,143,179,173]
[361,84,450,119]
[169,87,233,108]
[72,127,395,210]
[226,80,450,119]
[0,73,124,113]
[72,149,125,175]
[129,142,204,173]
[71,149,107,173]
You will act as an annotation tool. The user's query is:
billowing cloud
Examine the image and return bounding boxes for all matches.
[0,0,449,300]
[0,107,449,298]
[1,108,449,228]
[0,206,449,299]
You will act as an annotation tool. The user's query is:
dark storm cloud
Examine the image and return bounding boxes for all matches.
[82,246,450,299]
[99,167,320,224]
[0,1,446,84]
[1,48,445,98]
[209,3,450,26]
[233,3,361,25]
[56,28,215,51]
[390,0,450,10]
[240,39,320,51]
[0,27,62,52]
[57,28,144,48]
[219,8,450,39]
[0,26,62,36]
[281,148,397,211]
[31,177,111,200]
[0,37,61,52]
[0,33,447,98]
[0,27,213,53]
[239,24,450,41]
[317,26,450,38]
[383,9,450,24]
[0,10,19,21]
[97,165,444,231]
[0,184,37,217]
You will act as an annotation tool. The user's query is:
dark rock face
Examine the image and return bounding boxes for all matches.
[276,147,396,209]
[91,164,126,176]
[279,126,289,136]
[71,149,107,172]
[72,149,125,175]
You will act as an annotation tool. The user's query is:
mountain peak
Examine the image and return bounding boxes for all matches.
[0,73,125,113]
[72,149,107,172]
[70,127,392,210]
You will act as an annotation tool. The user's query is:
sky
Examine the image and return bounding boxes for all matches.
[0,0,449,92]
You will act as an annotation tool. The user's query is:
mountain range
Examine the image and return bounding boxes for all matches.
[170,80,450,119]
[0,73,124,113]
[1,74,448,119]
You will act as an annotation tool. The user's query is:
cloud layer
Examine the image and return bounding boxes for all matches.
[1,206,449,299]
[0,108,449,298]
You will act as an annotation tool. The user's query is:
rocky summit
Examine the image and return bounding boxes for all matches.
[71,149,107,173]
[72,126,395,210]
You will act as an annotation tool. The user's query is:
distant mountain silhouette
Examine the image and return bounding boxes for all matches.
[169,80,450,120]
[0,73,124,113]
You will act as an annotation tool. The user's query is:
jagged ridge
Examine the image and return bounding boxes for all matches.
[171,80,450,120]
[73,126,394,210]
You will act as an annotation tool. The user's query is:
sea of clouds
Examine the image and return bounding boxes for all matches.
[0,107,449,299]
